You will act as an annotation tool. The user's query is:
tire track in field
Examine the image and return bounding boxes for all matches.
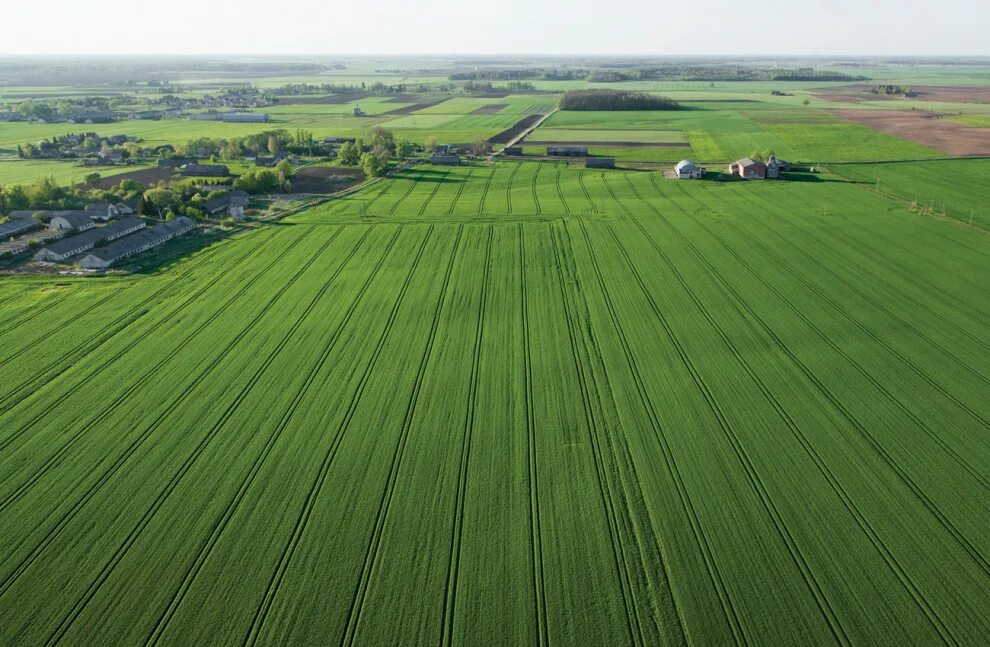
[643,177,990,579]
[0,289,120,364]
[142,226,390,647]
[664,179,990,435]
[817,218,989,323]
[242,226,435,647]
[437,227,490,647]
[0,290,77,332]
[342,226,465,646]
[0,228,280,418]
[416,171,449,217]
[568,219,690,646]
[0,228,289,452]
[446,168,474,216]
[737,188,990,357]
[606,173,853,646]
[684,189,990,471]
[546,222,645,646]
[734,208,990,387]
[554,167,571,215]
[577,171,599,214]
[388,176,419,216]
[575,218,749,646]
[505,162,522,216]
[360,180,392,215]
[606,198,960,645]
[518,225,550,647]
[0,228,323,599]
[478,166,496,215]
[531,162,543,216]
[41,228,350,647]
[616,173,851,645]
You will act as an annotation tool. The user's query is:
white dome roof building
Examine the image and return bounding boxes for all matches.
[675,159,704,179]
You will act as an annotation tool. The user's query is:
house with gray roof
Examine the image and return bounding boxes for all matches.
[78,217,195,269]
[48,211,95,232]
[34,216,146,262]
[0,215,41,239]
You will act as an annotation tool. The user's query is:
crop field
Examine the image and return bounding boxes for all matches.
[0,160,152,186]
[829,159,990,230]
[1,161,987,645]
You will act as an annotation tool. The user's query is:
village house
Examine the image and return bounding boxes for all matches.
[85,202,120,221]
[202,191,250,219]
[502,146,523,156]
[729,158,767,179]
[48,211,95,232]
[675,160,705,179]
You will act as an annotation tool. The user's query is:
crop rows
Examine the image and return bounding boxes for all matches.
[1,161,988,646]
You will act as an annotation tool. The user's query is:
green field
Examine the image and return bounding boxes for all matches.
[829,159,990,230]
[1,161,988,645]
[0,160,152,186]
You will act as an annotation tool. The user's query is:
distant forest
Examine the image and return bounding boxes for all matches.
[560,89,680,111]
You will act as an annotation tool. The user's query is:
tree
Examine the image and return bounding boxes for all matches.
[802,98,811,108]
[27,176,63,208]
[267,135,281,155]
[395,137,415,159]
[83,172,102,188]
[366,127,396,154]
[338,141,360,166]
[423,136,438,154]
[360,151,387,178]
[2,184,30,211]
[118,179,145,194]
[143,187,181,219]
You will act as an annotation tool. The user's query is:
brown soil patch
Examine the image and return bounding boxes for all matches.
[829,109,990,156]
[487,114,543,145]
[470,104,507,115]
[383,95,421,103]
[524,140,690,148]
[94,166,174,189]
[290,166,365,193]
[385,98,450,115]
[276,93,368,105]
[815,84,990,104]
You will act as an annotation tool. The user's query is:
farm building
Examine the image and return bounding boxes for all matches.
[431,153,461,166]
[675,160,705,179]
[114,198,139,216]
[765,154,791,179]
[547,146,589,157]
[48,212,95,232]
[34,216,146,262]
[202,191,250,219]
[158,157,198,168]
[222,113,270,123]
[586,157,616,169]
[502,146,523,156]
[180,164,230,177]
[85,202,119,221]
[0,214,41,239]
[78,217,195,269]
[324,137,356,144]
[729,158,767,179]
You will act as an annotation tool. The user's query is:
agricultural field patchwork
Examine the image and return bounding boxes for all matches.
[1,161,988,645]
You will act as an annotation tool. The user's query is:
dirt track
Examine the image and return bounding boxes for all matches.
[275,93,368,105]
[829,109,990,157]
[523,140,690,148]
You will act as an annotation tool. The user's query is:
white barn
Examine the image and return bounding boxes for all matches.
[675,160,705,180]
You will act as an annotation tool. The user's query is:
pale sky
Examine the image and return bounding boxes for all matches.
[2,0,987,56]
